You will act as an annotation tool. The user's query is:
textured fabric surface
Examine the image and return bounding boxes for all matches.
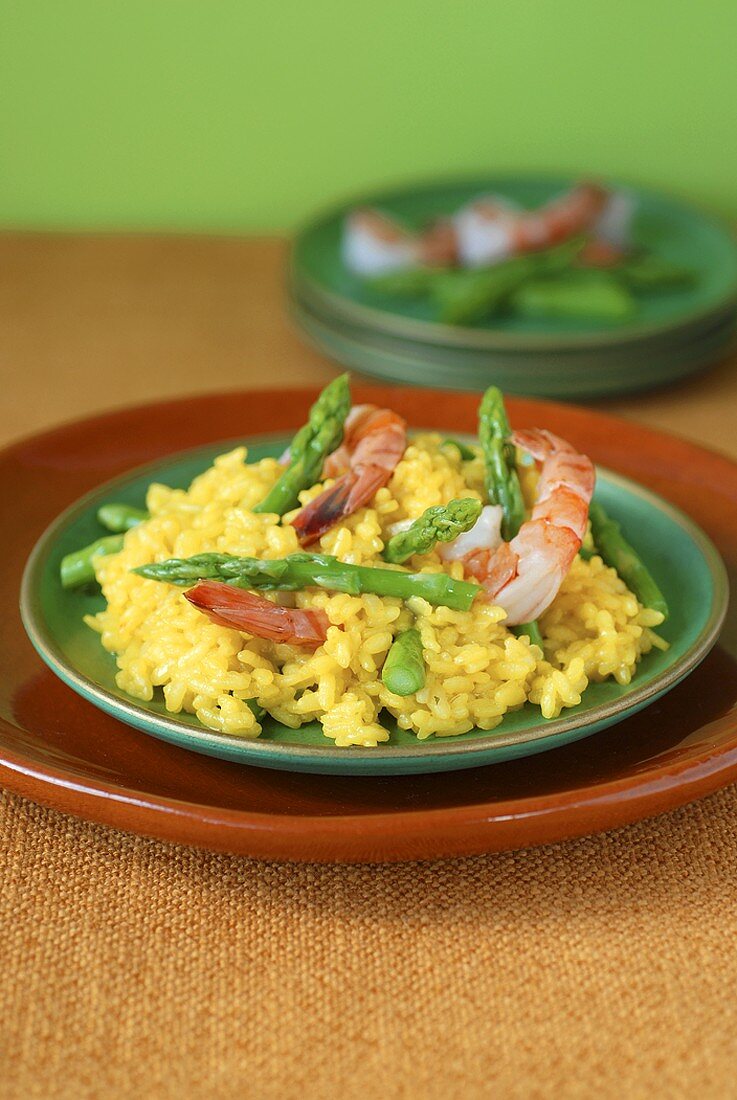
[3,234,737,1099]
[2,785,736,1100]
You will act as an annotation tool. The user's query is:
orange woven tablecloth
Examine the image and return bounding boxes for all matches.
[2,235,736,1099]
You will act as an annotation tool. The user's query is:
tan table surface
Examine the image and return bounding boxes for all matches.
[2,234,737,1099]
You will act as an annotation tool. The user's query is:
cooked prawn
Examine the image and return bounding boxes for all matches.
[576,238,627,268]
[577,192,636,267]
[343,209,421,277]
[453,194,523,268]
[185,580,330,648]
[591,190,635,250]
[439,504,504,562]
[455,183,609,268]
[456,429,595,624]
[417,217,459,267]
[344,209,460,276]
[292,404,407,546]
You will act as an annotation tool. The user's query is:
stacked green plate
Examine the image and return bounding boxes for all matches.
[289,175,737,399]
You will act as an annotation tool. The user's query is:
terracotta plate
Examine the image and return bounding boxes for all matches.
[2,387,737,861]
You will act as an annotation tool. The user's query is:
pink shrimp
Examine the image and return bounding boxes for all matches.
[458,429,595,624]
[417,217,459,267]
[576,238,628,269]
[343,209,458,275]
[513,182,609,253]
[185,581,330,648]
[456,183,609,268]
[343,210,421,277]
[292,404,407,546]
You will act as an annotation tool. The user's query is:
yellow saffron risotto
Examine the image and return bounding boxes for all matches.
[86,435,667,747]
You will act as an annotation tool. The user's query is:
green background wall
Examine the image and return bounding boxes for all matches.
[1,1,735,233]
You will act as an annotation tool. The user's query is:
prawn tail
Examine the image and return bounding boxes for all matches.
[578,238,627,268]
[322,405,382,479]
[344,464,393,514]
[185,580,329,648]
[291,472,358,546]
[292,464,391,546]
[511,428,565,461]
[464,542,519,597]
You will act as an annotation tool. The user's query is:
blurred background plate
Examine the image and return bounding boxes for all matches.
[290,174,737,398]
[291,288,737,399]
[294,265,737,357]
[291,174,737,350]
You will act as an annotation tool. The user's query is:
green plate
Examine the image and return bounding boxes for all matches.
[295,276,737,363]
[291,291,737,399]
[20,437,728,776]
[292,174,737,352]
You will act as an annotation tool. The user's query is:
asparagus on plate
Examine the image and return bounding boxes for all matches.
[384,498,482,565]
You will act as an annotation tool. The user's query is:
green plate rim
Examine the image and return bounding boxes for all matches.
[293,274,737,362]
[19,439,729,771]
[291,173,737,352]
[290,294,737,400]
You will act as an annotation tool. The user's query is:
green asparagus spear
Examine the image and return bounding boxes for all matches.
[253,374,351,516]
[512,272,635,321]
[381,629,426,696]
[60,534,124,589]
[441,438,478,461]
[588,501,669,619]
[431,256,533,325]
[368,267,440,299]
[133,552,481,612]
[384,498,482,565]
[535,236,588,273]
[617,254,695,291]
[513,621,544,648]
[479,386,525,541]
[431,239,585,326]
[479,389,546,642]
[97,503,149,532]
